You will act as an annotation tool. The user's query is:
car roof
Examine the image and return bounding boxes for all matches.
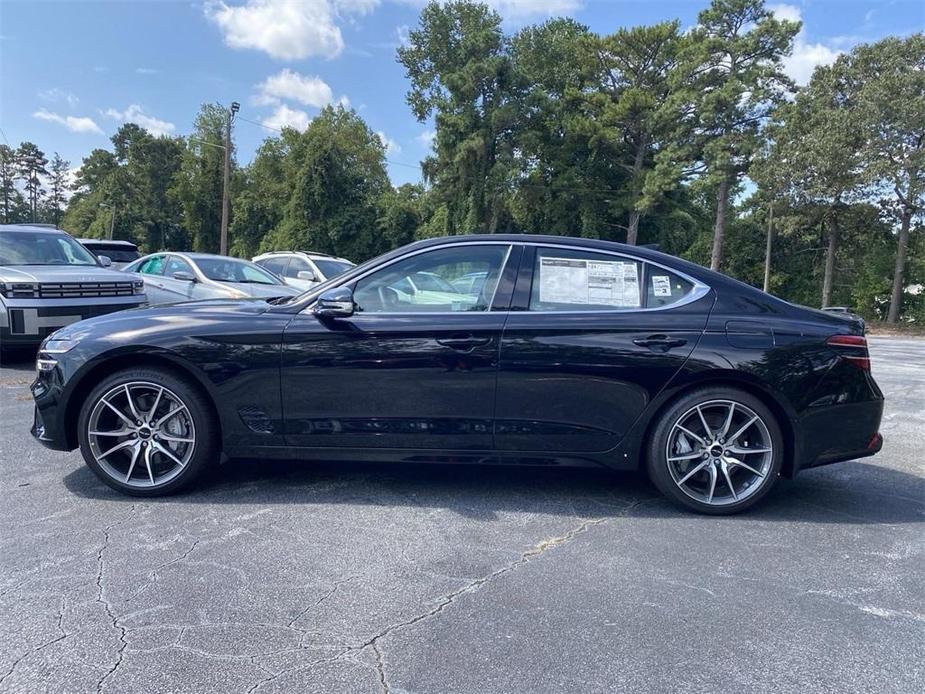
[78,238,138,248]
[0,224,69,235]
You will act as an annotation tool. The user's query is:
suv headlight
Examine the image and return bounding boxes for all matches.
[133,279,145,295]
[0,282,40,298]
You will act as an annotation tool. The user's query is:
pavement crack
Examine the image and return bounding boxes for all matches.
[94,504,138,694]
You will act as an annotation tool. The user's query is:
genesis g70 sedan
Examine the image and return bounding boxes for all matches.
[30,235,884,514]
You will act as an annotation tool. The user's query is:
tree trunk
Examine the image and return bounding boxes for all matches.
[625,134,647,246]
[887,206,913,323]
[763,202,774,294]
[821,212,839,308]
[710,177,730,271]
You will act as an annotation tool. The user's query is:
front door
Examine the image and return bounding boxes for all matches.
[281,243,520,450]
[495,245,714,453]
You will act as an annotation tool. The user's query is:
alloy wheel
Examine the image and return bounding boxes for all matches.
[86,381,196,488]
[665,399,774,507]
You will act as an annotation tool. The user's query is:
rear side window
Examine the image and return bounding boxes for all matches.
[645,268,694,308]
[529,247,642,311]
[138,255,165,275]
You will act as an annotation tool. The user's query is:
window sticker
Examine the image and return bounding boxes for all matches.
[652,275,672,297]
[538,257,639,307]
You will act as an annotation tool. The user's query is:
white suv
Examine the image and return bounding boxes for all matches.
[252,251,355,292]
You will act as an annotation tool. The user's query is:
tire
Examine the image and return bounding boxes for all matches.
[77,367,219,496]
[646,387,783,515]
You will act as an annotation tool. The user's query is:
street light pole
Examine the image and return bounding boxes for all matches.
[220,101,239,256]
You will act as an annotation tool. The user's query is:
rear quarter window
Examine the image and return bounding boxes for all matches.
[645,268,694,308]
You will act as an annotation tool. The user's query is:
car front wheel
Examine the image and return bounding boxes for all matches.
[77,368,218,496]
[646,387,783,514]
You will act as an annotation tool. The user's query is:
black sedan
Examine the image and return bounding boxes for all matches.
[29,235,884,514]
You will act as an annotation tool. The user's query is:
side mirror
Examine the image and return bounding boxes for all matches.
[297,270,317,282]
[172,271,196,282]
[313,286,354,319]
[98,255,112,267]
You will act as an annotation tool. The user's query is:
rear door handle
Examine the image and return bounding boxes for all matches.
[436,333,492,351]
[633,335,688,351]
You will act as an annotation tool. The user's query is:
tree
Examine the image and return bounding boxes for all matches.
[378,183,425,248]
[16,142,48,223]
[47,153,71,228]
[592,20,682,244]
[170,104,228,253]
[398,1,518,234]
[0,145,24,223]
[231,135,291,258]
[765,58,867,306]
[666,0,798,270]
[263,105,391,261]
[852,35,925,322]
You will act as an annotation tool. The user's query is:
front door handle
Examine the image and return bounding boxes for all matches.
[633,335,688,351]
[436,334,492,351]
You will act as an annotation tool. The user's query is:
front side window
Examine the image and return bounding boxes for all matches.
[259,256,289,276]
[314,259,353,279]
[164,256,194,277]
[353,245,509,313]
[196,258,281,285]
[285,256,314,279]
[529,247,642,312]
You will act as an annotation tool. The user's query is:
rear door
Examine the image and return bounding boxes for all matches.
[494,245,713,453]
[134,254,168,304]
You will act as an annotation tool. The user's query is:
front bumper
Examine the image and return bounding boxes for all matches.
[1,297,144,346]
[30,362,74,451]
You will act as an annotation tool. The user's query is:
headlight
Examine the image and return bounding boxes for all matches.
[41,338,80,354]
[0,282,39,298]
[133,280,145,295]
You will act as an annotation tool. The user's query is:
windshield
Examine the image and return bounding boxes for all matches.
[195,257,281,285]
[0,230,100,266]
[314,259,353,279]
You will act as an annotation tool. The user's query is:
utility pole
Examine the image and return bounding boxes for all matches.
[763,202,774,294]
[220,101,239,256]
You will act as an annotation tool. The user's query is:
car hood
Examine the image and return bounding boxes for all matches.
[46,297,281,343]
[0,265,129,283]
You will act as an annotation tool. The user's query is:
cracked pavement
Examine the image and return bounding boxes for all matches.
[1,337,922,693]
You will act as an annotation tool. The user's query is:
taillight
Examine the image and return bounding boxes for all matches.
[826,334,870,371]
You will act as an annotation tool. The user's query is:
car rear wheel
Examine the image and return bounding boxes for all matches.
[646,387,783,514]
[77,368,218,496]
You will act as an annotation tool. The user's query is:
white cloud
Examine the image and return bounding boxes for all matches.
[38,88,79,108]
[337,95,351,108]
[334,0,379,14]
[377,131,401,155]
[768,3,802,24]
[262,104,311,132]
[416,129,435,147]
[135,67,159,75]
[770,4,842,86]
[256,69,333,108]
[104,105,176,136]
[205,0,345,60]
[33,109,103,135]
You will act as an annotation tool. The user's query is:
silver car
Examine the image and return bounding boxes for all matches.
[0,224,146,349]
[123,252,300,305]
[252,251,355,292]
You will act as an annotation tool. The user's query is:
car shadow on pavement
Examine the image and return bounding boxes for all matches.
[62,457,923,525]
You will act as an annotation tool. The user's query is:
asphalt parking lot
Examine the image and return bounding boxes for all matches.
[0,337,922,694]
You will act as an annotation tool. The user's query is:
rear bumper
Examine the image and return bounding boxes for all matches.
[795,398,884,473]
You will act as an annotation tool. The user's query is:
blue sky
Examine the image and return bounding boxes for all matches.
[1,0,922,186]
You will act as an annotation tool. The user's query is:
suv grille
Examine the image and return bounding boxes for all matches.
[38,282,138,298]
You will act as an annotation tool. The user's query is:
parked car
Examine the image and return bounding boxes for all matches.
[31,235,883,514]
[253,251,354,292]
[123,252,300,305]
[78,239,141,270]
[0,224,145,350]
[451,270,488,296]
[821,306,866,333]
